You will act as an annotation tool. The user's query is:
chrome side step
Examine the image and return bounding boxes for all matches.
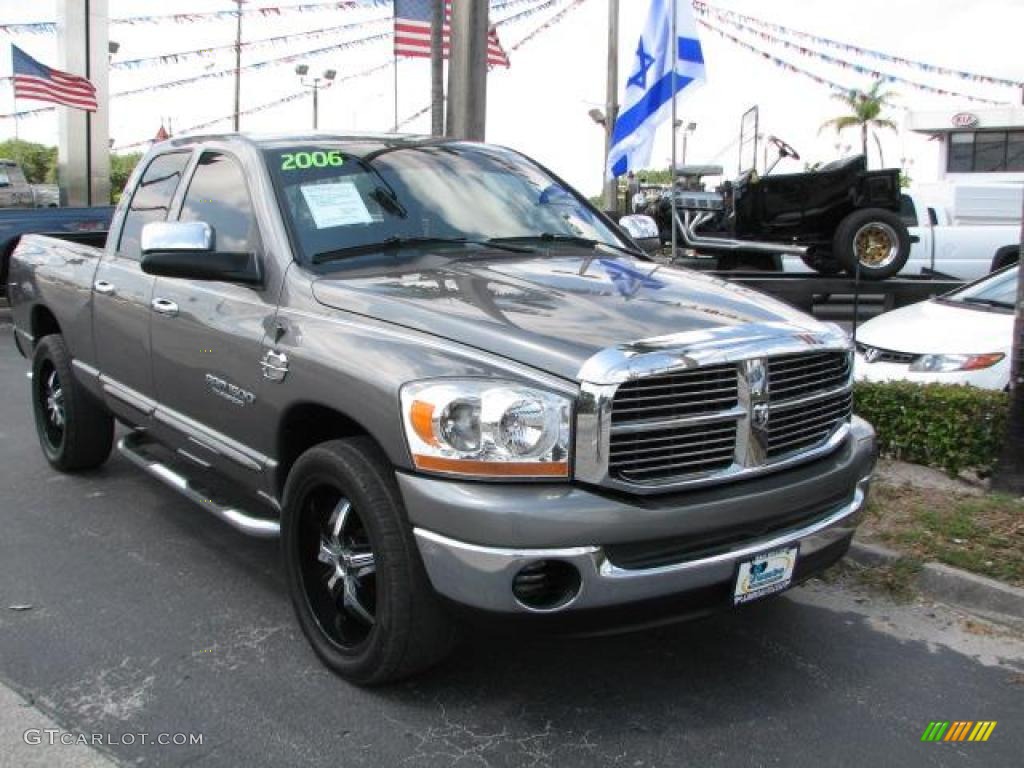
[118,434,280,538]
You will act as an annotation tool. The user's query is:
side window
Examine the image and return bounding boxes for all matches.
[898,194,918,227]
[179,152,257,253]
[116,152,190,260]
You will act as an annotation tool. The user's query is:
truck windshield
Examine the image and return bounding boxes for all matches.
[263,142,629,265]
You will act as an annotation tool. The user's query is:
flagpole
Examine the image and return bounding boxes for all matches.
[392,53,398,132]
[670,0,678,261]
[84,0,93,206]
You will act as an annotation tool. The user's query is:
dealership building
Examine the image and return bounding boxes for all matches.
[906,106,1024,183]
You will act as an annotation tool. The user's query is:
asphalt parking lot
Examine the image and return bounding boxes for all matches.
[1,313,1022,768]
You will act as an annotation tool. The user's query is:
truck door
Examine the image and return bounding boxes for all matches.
[92,151,191,411]
[149,150,283,483]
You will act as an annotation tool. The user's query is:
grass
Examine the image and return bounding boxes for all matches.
[852,557,924,602]
[861,483,1024,588]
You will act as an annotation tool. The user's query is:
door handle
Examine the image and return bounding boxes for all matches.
[151,297,179,317]
[94,280,116,295]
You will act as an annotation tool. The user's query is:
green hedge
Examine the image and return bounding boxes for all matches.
[853,381,1009,476]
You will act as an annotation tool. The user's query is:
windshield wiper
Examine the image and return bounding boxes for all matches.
[959,297,1014,309]
[489,233,644,257]
[312,236,532,264]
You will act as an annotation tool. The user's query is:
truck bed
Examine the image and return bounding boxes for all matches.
[1,205,113,294]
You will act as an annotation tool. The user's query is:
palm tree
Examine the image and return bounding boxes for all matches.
[819,81,898,167]
[992,211,1024,495]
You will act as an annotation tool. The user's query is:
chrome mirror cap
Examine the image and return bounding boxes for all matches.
[141,221,213,254]
[618,214,659,241]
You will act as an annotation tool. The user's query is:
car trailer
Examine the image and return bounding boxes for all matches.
[670,257,963,318]
[709,270,963,313]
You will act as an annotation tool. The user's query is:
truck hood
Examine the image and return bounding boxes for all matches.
[312,250,832,381]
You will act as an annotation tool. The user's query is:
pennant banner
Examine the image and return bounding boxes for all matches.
[112,15,392,70]
[700,9,1007,106]
[697,20,853,98]
[3,0,542,36]
[114,30,391,98]
[698,2,1022,91]
[113,59,392,148]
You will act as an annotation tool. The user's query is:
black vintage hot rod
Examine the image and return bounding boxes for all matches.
[647,151,911,280]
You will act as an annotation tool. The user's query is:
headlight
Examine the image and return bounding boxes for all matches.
[908,353,1005,373]
[401,380,572,478]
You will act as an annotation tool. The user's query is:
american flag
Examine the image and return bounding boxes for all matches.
[12,44,98,111]
[394,0,510,67]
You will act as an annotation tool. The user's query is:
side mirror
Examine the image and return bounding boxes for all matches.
[617,214,661,254]
[140,221,261,285]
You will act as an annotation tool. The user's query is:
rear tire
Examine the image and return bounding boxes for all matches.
[833,208,910,280]
[281,438,456,685]
[31,335,114,471]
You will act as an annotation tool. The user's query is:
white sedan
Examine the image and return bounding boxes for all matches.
[854,265,1017,390]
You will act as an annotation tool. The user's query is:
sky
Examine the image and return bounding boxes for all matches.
[0,0,1022,197]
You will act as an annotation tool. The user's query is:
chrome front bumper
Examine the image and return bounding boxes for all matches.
[414,475,871,614]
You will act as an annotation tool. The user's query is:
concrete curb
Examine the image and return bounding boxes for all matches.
[847,540,1024,620]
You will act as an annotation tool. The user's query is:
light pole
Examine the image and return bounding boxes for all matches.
[295,64,336,130]
[674,120,697,167]
[589,108,617,209]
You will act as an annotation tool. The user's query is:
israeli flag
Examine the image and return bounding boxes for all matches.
[607,0,707,178]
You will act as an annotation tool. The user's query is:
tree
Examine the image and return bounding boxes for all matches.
[819,80,898,168]
[0,139,58,184]
[109,152,143,204]
[991,201,1024,495]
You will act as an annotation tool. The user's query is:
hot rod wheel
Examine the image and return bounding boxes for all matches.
[834,208,911,280]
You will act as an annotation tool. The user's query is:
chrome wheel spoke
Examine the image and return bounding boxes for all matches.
[317,538,337,566]
[328,499,351,541]
[303,490,376,646]
[326,568,343,596]
[343,578,375,625]
[345,550,375,572]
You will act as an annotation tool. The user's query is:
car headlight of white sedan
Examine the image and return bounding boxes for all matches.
[908,353,1005,373]
[401,379,572,479]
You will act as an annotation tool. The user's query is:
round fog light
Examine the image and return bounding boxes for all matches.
[512,560,582,611]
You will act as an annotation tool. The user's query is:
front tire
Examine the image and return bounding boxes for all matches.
[31,335,114,471]
[281,438,455,685]
[833,208,910,280]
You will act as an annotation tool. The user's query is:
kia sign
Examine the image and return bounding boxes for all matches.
[951,112,980,128]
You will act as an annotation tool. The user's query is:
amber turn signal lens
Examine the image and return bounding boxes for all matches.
[412,455,568,478]
[962,353,1005,371]
[410,400,437,446]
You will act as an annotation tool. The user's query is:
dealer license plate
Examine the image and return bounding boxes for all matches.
[733,546,799,605]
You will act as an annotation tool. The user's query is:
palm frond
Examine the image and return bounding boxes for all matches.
[819,115,861,135]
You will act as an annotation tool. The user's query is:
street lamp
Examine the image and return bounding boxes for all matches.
[674,120,697,167]
[589,108,620,210]
[295,64,336,130]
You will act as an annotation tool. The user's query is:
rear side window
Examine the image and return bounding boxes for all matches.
[178,152,257,254]
[898,194,918,227]
[116,152,190,260]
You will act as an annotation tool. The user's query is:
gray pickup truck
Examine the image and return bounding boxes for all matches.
[9,133,876,684]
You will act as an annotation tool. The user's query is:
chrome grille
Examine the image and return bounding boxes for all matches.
[767,351,850,401]
[856,343,918,365]
[609,421,737,482]
[766,389,853,459]
[612,364,738,425]
[602,349,852,489]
